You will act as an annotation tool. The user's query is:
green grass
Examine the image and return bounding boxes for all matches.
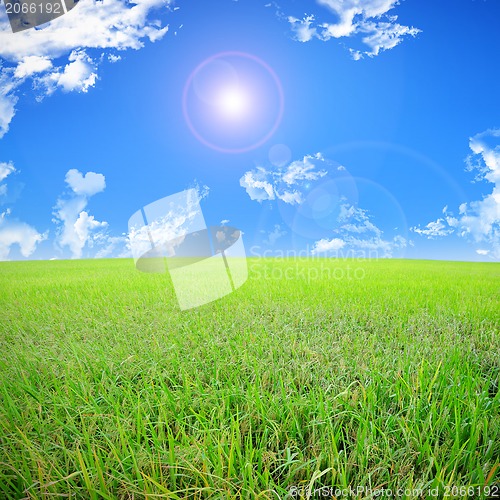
[0,258,499,499]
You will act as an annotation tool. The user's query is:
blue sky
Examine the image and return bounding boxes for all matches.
[0,0,499,261]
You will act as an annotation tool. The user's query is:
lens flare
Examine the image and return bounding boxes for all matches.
[183,51,284,154]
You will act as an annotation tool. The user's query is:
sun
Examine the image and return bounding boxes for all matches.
[183,51,284,153]
[215,86,250,119]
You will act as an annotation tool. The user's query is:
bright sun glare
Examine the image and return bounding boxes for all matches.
[216,86,250,119]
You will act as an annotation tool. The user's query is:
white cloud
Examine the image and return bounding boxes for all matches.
[411,218,454,238]
[36,51,97,95]
[0,220,47,260]
[53,169,108,258]
[240,153,327,205]
[240,167,276,202]
[0,161,16,199]
[278,190,303,205]
[342,234,406,255]
[0,0,173,137]
[337,203,382,236]
[13,56,53,79]
[413,129,500,259]
[0,71,19,138]
[311,237,345,254]
[0,164,47,259]
[287,14,317,42]
[65,168,106,196]
[351,17,420,58]
[318,0,398,36]
[0,161,15,182]
[282,153,326,184]
[0,93,17,139]
[0,0,171,61]
[458,130,500,250]
[313,200,407,257]
[74,210,108,245]
[107,54,122,64]
[286,0,420,59]
[0,163,117,260]
[94,235,130,259]
[0,204,47,260]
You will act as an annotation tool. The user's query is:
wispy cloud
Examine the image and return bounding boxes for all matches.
[0,160,15,183]
[94,234,130,259]
[240,153,327,205]
[285,0,420,59]
[412,129,500,259]
[411,218,454,238]
[263,224,287,246]
[0,0,174,137]
[0,161,16,199]
[312,200,408,257]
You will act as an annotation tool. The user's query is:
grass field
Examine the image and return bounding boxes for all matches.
[0,258,499,499]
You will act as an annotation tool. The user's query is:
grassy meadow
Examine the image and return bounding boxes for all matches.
[0,257,499,499]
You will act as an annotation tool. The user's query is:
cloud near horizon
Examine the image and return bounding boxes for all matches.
[0,163,47,259]
[312,200,408,257]
[411,129,500,259]
[53,168,109,259]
